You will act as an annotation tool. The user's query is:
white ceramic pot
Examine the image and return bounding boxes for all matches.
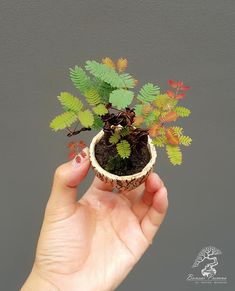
[89,129,157,191]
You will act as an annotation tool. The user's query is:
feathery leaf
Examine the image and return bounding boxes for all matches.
[166,145,182,165]
[116,140,131,159]
[92,104,108,116]
[69,66,93,93]
[85,60,135,88]
[109,89,134,109]
[109,132,120,144]
[78,109,94,127]
[57,92,83,113]
[50,111,77,131]
[175,106,191,117]
[137,83,160,103]
[179,135,192,146]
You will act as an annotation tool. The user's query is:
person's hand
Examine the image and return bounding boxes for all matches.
[21,147,168,291]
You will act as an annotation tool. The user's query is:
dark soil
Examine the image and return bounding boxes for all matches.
[95,136,151,176]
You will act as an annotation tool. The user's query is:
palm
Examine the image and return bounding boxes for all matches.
[34,159,168,291]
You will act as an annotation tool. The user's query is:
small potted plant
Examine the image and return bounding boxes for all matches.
[50,57,192,191]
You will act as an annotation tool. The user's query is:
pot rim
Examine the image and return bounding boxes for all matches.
[89,129,157,181]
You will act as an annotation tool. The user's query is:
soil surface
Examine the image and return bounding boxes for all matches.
[95,136,151,176]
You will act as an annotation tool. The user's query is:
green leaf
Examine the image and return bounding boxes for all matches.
[120,126,130,137]
[166,145,182,165]
[91,114,103,130]
[95,80,115,103]
[78,109,94,127]
[116,140,131,159]
[179,135,192,146]
[154,94,178,110]
[92,104,108,116]
[109,132,120,144]
[85,60,135,89]
[134,104,143,115]
[144,111,157,127]
[50,111,77,131]
[109,89,134,109]
[57,92,83,113]
[152,135,167,147]
[175,106,191,117]
[84,88,101,106]
[69,66,93,93]
[137,83,160,103]
[171,126,184,136]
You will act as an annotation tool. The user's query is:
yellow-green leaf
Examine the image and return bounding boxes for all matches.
[78,109,94,127]
[92,104,108,116]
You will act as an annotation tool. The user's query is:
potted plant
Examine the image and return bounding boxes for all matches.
[49,57,192,191]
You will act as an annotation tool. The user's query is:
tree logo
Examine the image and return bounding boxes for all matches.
[186,246,227,284]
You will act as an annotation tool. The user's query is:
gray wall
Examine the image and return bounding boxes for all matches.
[0,1,234,290]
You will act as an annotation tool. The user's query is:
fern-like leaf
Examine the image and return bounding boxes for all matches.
[109,132,120,144]
[69,66,93,93]
[116,140,131,159]
[137,83,160,102]
[166,145,182,165]
[92,104,108,116]
[84,88,101,105]
[175,106,191,117]
[120,126,130,137]
[179,135,192,146]
[50,111,77,131]
[78,109,94,127]
[154,94,178,110]
[85,60,135,88]
[171,126,184,136]
[91,114,103,130]
[57,92,83,113]
[152,135,167,147]
[95,80,115,103]
[109,89,134,109]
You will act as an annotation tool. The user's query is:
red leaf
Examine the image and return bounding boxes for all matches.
[160,112,178,122]
[175,93,186,99]
[166,90,175,98]
[180,85,191,91]
[68,151,76,160]
[177,81,183,88]
[168,80,178,88]
[166,128,180,145]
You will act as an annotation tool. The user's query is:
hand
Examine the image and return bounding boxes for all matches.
[21,147,168,291]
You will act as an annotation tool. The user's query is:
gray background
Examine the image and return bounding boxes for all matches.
[0,1,234,290]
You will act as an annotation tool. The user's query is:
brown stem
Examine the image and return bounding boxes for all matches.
[67,127,91,137]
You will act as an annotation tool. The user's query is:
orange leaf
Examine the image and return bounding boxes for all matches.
[67,141,77,150]
[133,116,144,126]
[149,123,160,137]
[160,111,178,122]
[77,140,86,148]
[102,57,116,69]
[116,57,128,72]
[166,128,180,145]
[168,80,178,88]
[175,93,186,99]
[166,90,175,98]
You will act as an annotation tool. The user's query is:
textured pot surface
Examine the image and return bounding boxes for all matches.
[89,130,157,191]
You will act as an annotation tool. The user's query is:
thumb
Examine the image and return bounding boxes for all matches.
[47,147,90,209]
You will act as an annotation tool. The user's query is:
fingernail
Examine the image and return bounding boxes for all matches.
[72,147,89,168]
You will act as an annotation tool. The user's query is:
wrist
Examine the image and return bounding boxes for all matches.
[21,265,59,291]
